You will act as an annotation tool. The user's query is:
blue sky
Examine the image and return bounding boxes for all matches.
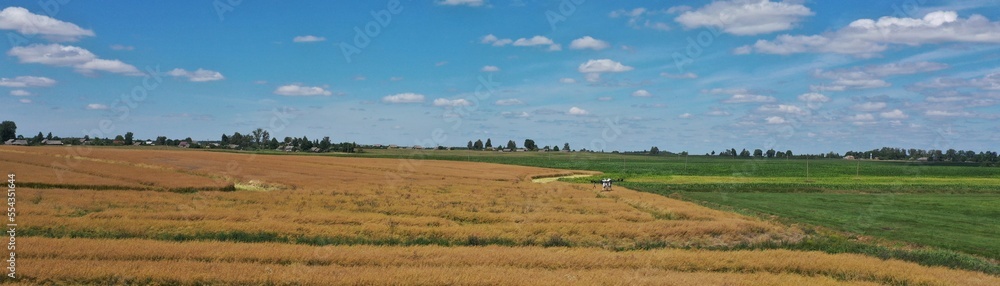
[2,0,999,153]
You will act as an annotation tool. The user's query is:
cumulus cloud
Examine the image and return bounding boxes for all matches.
[609,7,671,31]
[9,90,30,96]
[679,113,693,119]
[631,89,652,97]
[797,92,829,102]
[481,65,500,72]
[86,103,109,110]
[382,93,425,103]
[846,113,876,121]
[167,68,225,82]
[723,94,776,103]
[758,104,807,115]
[293,35,326,43]
[495,98,524,106]
[0,7,95,41]
[501,111,530,118]
[578,59,633,73]
[0,76,55,87]
[811,61,948,91]
[765,116,786,124]
[706,109,731,116]
[559,78,577,84]
[568,107,589,116]
[274,84,333,96]
[7,44,142,76]
[853,102,887,111]
[433,98,472,107]
[660,72,698,79]
[109,44,134,51]
[482,34,559,50]
[569,36,610,50]
[675,0,813,35]
[880,109,909,119]
[436,0,486,7]
[742,11,1000,56]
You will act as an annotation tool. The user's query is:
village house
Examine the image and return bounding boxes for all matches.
[5,139,28,146]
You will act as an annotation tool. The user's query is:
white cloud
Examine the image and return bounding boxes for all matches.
[559,78,577,84]
[811,61,948,91]
[274,84,333,96]
[758,104,807,115]
[433,98,472,107]
[7,44,142,76]
[0,7,94,41]
[86,103,109,110]
[797,92,829,102]
[706,109,731,116]
[578,59,634,73]
[435,61,449,67]
[18,98,30,104]
[109,44,134,51]
[925,110,975,117]
[631,89,652,97]
[0,76,55,87]
[382,93,425,103]
[352,75,367,81]
[167,68,225,82]
[495,98,524,106]
[597,96,613,101]
[501,111,530,118]
[723,94,776,103]
[854,102,887,111]
[765,116,786,124]
[480,34,512,46]
[512,35,561,51]
[660,72,698,79]
[675,0,813,35]
[293,35,326,43]
[481,65,500,72]
[9,90,30,96]
[584,73,602,83]
[569,36,610,50]
[679,113,693,119]
[436,0,486,7]
[389,77,404,81]
[880,109,909,119]
[745,11,1000,56]
[610,7,672,31]
[846,113,876,121]
[916,72,1000,91]
[568,107,589,116]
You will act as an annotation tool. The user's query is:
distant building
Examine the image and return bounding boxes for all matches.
[843,155,855,160]
[6,139,28,146]
[146,140,154,145]
[178,141,190,148]
[916,157,929,162]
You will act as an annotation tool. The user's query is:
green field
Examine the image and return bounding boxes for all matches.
[342,149,1000,263]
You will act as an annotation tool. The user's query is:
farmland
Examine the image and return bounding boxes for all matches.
[346,149,1000,267]
[3,146,997,284]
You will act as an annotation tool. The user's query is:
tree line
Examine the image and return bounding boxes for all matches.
[465,138,571,151]
[221,128,360,153]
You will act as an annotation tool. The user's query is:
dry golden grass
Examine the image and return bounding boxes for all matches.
[3,146,996,285]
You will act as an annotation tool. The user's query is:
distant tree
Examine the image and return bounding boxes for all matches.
[553,146,560,151]
[731,148,738,157]
[649,146,660,155]
[221,134,229,144]
[156,136,167,145]
[113,135,125,145]
[786,150,793,158]
[473,139,484,150]
[739,149,751,158]
[251,128,266,147]
[301,136,313,150]
[269,138,279,150]
[232,132,244,147]
[0,121,16,142]
[753,149,763,157]
[124,132,134,145]
[766,149,776,158]
[711,150,716,156]
[319,136,331,151]
[467,141,473,149]
[485,138,492,149]
[523,139,537,151]
[45,132,53,140]
[33,132,44,145]
[507,140,517,150]
[563,143,570,152]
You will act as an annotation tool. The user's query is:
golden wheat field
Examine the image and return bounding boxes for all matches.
[1,145,997,285]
